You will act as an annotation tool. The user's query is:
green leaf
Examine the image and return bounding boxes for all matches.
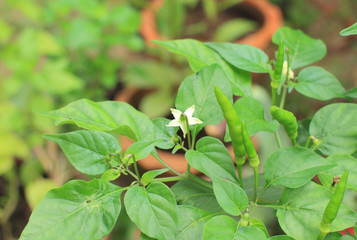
[268,236,295,240]
[185,137,238,183]
[226,97,279,140]
[202,215,267,240]
[124,182,177,240]
[340,22,357,36]
[318,154,357,191]
[205,42,271,73]
[125,140,160,161]
[171,178,222,213]
[24,179,57,210]
[154,39,252,97]
[142,169,169,186]
[277,182,357,240]
[250,218,269,238]
[152,118,178,150]
[310,103,357,156]
[296,119,311,147]
[213,19,258,42]
[140,90,174,119]
[140,233,157,240]
[264,146,336,188]
[43,130,121,175]
[212,178,248,216]
[295,66,345,100]
[66,19,100,49]
[344,87,357,99]
[20,179,123,240]
[272,27,327,69]
[43,99,155,142]
[176,205,220,240]
[175,64,232,130]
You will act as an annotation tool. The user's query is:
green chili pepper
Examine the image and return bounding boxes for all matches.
[214,86,246,164]
[323,170,349,223]
[319,170,349,238]
[241,121,260,168]
[270,106,298,145]
[272,41,285,89]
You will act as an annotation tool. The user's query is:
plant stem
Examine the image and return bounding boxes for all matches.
[253,203,287,209]
[132,155,141,182]
[279,85,288,109]
[253,166,259,202]
[305,136,313,148]
[272,88,277,106]
[188,172,213,190]
[274,131,282,148]
[152,151,182,176]
[152,176,185,183]
[318,233,327,240]
[237,163,244,188]
[256,183,271,203]
[126,168,140,181]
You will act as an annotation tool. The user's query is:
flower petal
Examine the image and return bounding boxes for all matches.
[170,108,182,119]
[188,117,203,125]
[184,105,196,118]
[166,119,181,127]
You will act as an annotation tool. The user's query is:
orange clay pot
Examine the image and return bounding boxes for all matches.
[140,0,283,49]
[115,87,258,175]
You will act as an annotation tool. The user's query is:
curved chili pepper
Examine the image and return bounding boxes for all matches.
[270,106,298,145]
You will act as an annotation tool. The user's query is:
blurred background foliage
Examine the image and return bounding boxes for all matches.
[0,0,356,239]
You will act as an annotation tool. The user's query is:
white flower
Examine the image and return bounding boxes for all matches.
[282,61,294,80]
[167,105,203,137]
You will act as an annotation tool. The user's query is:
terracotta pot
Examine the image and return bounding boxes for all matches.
[115,87,258,175]
[140,0,283,49]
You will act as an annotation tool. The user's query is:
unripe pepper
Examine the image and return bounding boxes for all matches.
[319,170,349,238]
[214,86,246,165]
[270,106,298,145]
[272,41,285,89]
[241,121,260,168]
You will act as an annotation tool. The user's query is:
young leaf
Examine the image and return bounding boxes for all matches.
[264,146,336,188]
[202,215,267,240]
[185,137,239,183]
[295,66,345,100]
[212,177,248,216]
[340,22,357,36]
[20,179,123,240]
[42,99,155,142]
[43,130,120,175]
[225,97,279,141]
[344,86,357,99]
[142,169,169,186]
[310,103,357,156]
[171,178,222,213]
[318,154,357,191]
[152,118,179,150]
[205,42,271,73]
[153,39,252,97]
[125,140,161,162]
[176,205,221,240]
[276,182,357,240]
[272,27,327,69]
[124,182,178,240]
[175,64,232,129]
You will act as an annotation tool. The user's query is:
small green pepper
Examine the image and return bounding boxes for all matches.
[214,86,246,164]
[270,106,298,145]
[319,170,349,237]
[241,121,259,168]
[272,41,285,89]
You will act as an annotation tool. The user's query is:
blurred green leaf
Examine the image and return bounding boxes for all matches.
[25,178,58,210]
[340,22,357,36]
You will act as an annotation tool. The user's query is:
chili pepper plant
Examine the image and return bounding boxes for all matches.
[19,26,357,240]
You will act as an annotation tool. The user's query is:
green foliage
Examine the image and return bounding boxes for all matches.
[20,27,357,240]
